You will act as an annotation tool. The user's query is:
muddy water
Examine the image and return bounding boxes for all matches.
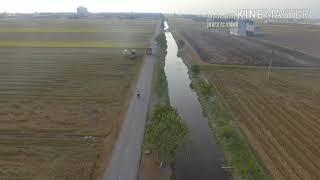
[163,21,228,180]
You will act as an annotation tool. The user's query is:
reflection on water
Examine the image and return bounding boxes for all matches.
[163,21,228,180]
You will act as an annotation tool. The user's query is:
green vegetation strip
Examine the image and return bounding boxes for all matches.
[0,41,148,48]
[146,106,190,164]
[145,31,190,165]
[189,65,267,180]
[154,33,169,100]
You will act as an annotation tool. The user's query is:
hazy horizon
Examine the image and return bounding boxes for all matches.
[0,0,319,18]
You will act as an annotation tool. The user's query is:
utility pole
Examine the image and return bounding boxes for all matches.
[267,48,273,81]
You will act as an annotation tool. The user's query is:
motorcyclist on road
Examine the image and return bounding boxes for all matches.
[136,90,140,98]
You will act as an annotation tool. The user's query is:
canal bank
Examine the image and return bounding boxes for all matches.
[163,21,228,180]
[166,19,268,180]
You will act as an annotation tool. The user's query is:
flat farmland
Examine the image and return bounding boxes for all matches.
[0,18,157,179]
[202,66,320,179]
[256,23,320,58]
[0,18,157,48]
[168,18,320,67]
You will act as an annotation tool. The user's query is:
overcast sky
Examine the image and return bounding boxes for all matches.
[0,0,319,18]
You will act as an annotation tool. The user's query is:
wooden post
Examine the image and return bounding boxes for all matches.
[267,48,273,81]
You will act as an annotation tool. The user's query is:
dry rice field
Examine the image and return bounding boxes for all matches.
[0,17,157,179]
[168,17,320,180]
[256,23,320,58]
[202,66,320,179]
[168,18,320,67]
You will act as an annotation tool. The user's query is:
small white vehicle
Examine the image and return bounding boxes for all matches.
[122,49,137,59]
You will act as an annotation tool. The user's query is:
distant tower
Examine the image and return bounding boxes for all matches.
[77,6,89,17]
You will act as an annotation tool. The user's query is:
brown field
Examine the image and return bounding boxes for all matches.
[168,18,320,67]
[0,32,151,43]
[202,65,320,179]
[0,18,156,48]
[256,23,320,58]
[0,18,157,179]
[168,17,320,179]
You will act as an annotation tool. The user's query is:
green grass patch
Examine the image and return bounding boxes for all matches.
[154,57,169,102]
[154,33,169,101]
[145,105,190,164]
[190,65,200,75]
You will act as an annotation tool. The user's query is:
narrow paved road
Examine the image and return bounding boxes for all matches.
[103,22,161,180]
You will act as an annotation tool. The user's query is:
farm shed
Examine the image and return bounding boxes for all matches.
[230,20,263,36]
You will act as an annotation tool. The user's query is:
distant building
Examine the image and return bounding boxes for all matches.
[230,19,263,36]
[230,20,247,36]
[246,24,263,36]
[77,6,89,17]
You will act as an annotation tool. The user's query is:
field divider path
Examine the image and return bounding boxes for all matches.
[103,20,161,180]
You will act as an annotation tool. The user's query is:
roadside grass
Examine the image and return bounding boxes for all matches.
[155,60,169,101]
[154,33,169,103]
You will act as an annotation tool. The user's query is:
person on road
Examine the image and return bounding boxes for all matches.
[136,90,141,98]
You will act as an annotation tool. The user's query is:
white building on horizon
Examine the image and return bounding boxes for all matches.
[77,6,89,17]
[230,19,263,36]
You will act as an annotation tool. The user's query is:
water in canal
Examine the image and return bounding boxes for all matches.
[163,21,228,180]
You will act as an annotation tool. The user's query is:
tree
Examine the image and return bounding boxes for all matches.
[156,33,167,50]
[191,65,200,76]
[145,106,190,164]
